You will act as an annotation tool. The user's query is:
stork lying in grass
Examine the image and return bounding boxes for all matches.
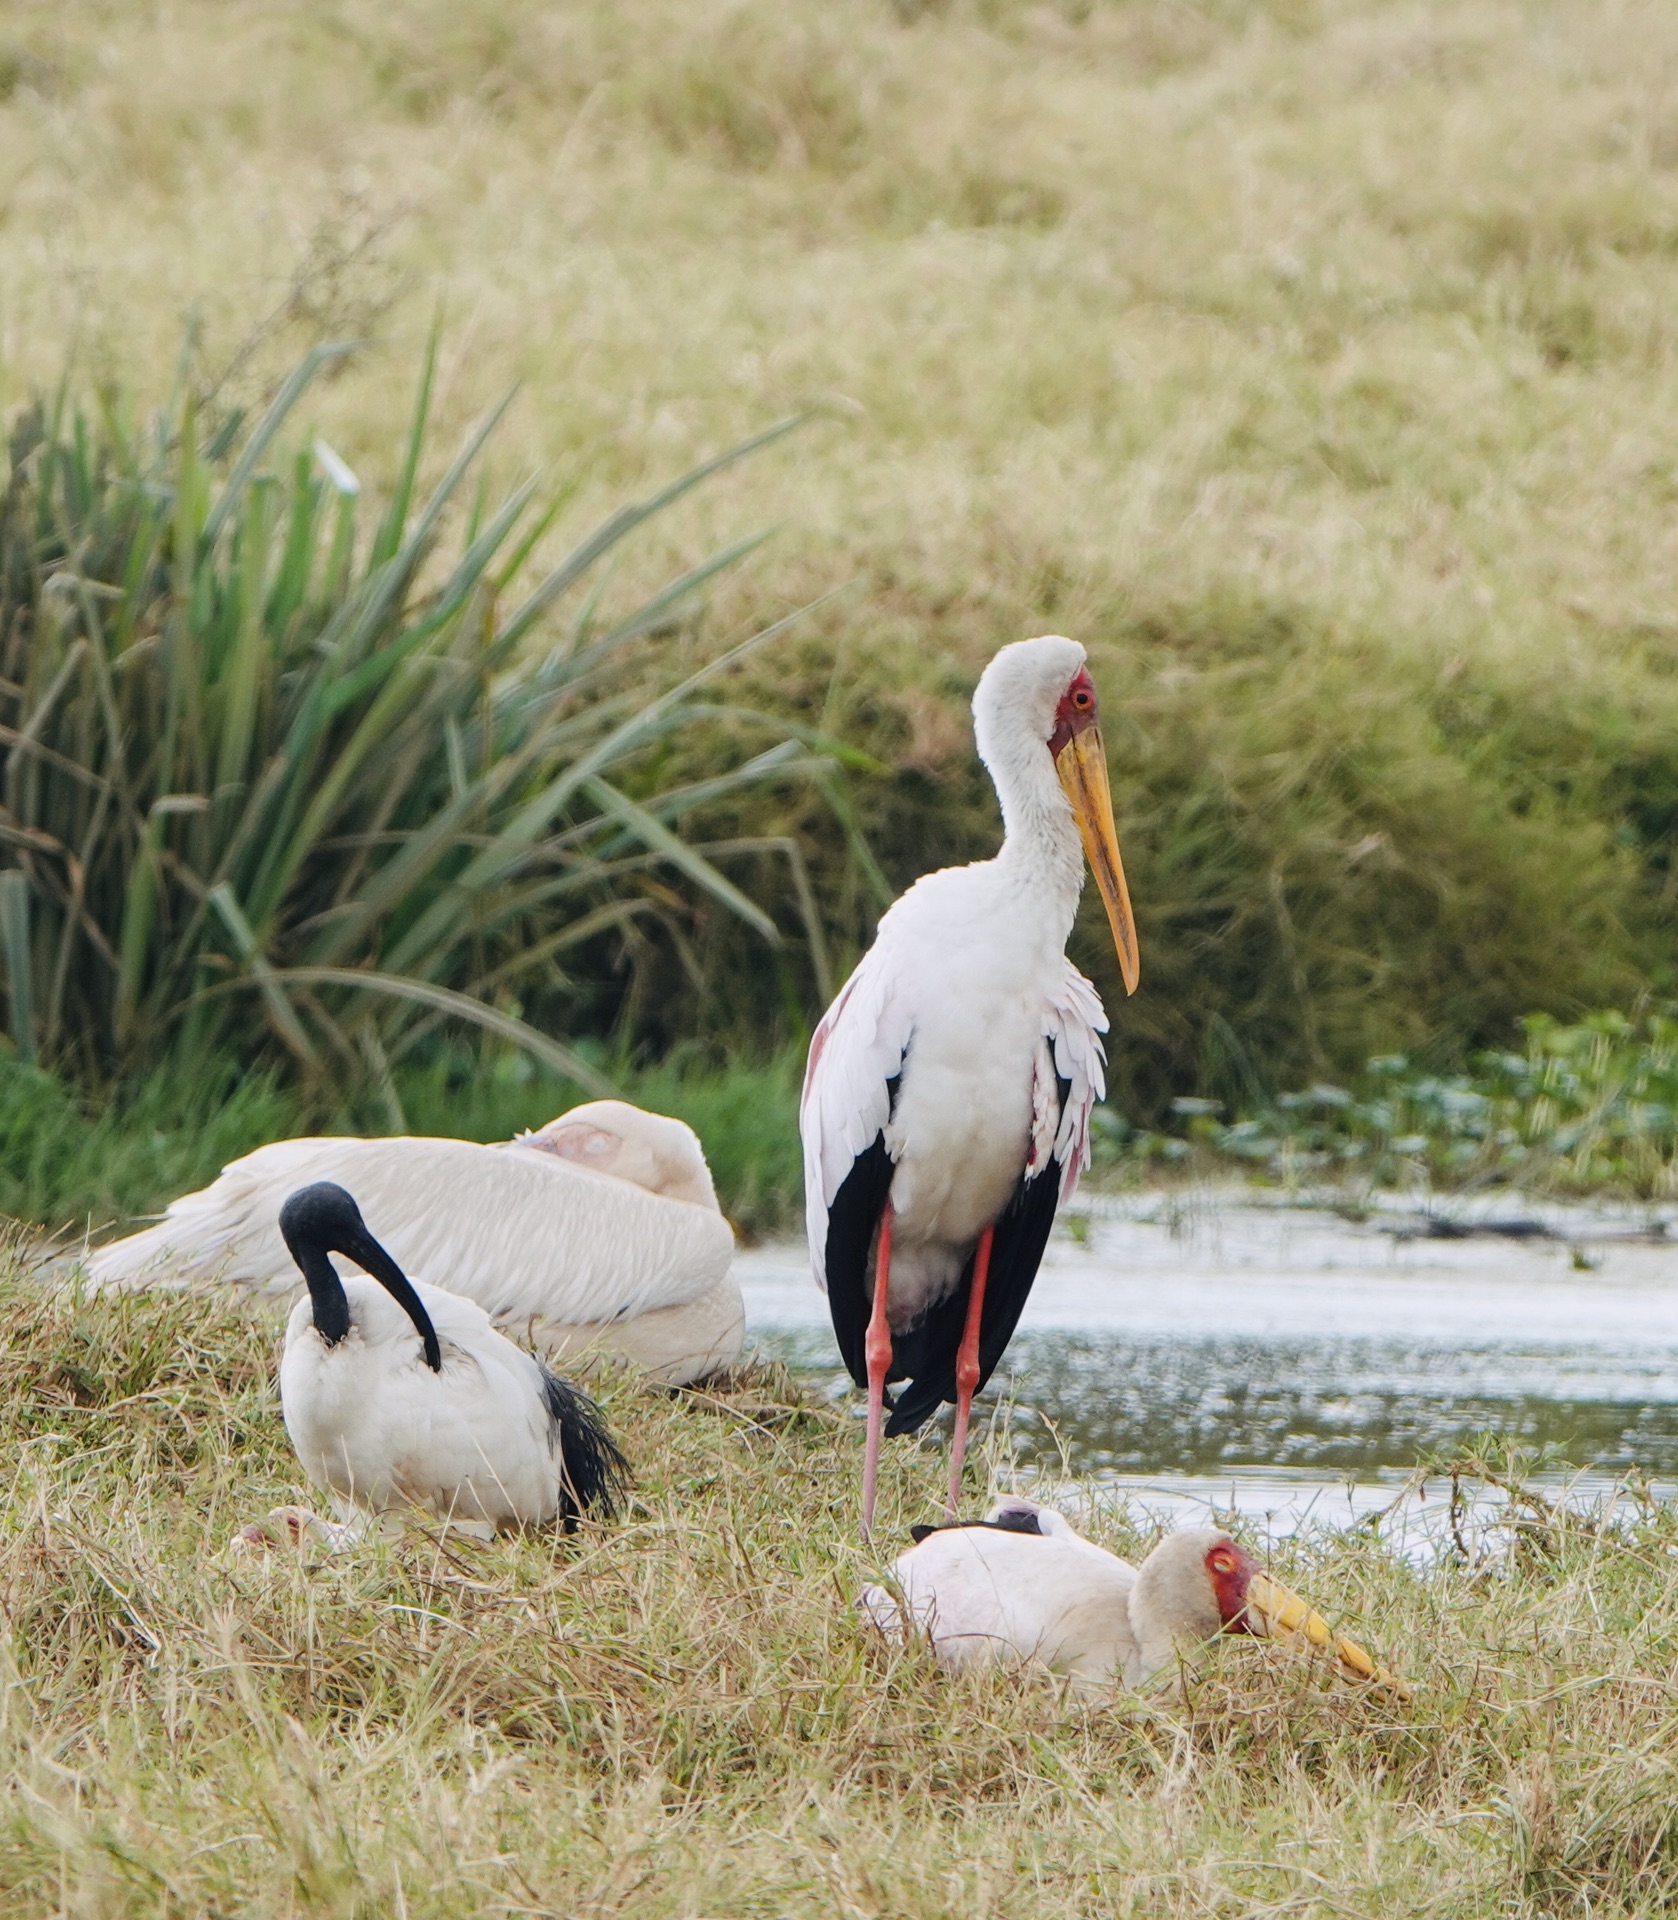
[861,1500,1409,1697]
[89,1100,741,1386]
[239,1181,628,1549]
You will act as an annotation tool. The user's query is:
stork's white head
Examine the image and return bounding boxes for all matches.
[972,635,1140,994]
[972,634,1090,771]
[515,1100,719,1212]
[1131,1526,1408,1696]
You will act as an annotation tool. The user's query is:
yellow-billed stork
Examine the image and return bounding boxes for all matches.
[862,1500,1409,1697]
[801,636,1140,1534]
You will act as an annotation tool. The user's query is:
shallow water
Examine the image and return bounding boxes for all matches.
[737,1187,1678,1539]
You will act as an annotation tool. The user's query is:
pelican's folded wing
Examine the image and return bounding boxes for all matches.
[352,1141,734,1326]
[89,1135,734,1325]
[85,1137,367,1294]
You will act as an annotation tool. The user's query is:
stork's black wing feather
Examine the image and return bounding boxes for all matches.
[908,1507,1046,1545]
[822,1074,902,1390]
[884,1072,1071,1438]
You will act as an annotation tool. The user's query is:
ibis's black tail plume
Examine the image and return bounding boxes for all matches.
[540,1370,630,1529]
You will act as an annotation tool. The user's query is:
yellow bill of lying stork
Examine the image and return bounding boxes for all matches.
[861,1500,1411,1700]
[801,635,1139,1535]
[85,1100,741,1386]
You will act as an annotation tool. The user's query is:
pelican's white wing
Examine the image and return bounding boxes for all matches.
[800,946,915,1293]
[89,1135,734,1326]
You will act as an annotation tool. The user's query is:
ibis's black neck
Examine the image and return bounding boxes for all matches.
[294,1245,354,1348]
[279,1183,443,1372]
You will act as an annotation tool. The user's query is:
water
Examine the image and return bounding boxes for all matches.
[737,1187,1678,1540]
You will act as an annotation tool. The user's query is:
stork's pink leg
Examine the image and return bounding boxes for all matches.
[860,1205,895,1541]
[945,1223,995,1516]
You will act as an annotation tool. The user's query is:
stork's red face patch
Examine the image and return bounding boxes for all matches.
[1048,668,1099,759]
[1205,1539,1261,1633]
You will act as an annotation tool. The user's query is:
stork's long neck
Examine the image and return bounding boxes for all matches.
[989,736,1085,944]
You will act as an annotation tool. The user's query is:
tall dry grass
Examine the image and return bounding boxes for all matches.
[0,1265,1676,1915]
[7,0,1678,1095]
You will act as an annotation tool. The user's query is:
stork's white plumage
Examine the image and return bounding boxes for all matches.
[87,1101,741,1385]
[861,1500,1409,1697]
[269,1182,627,1541]
[802,637,1140,1532]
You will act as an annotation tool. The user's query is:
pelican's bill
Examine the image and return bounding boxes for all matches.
[1243,1569,1412,1701]
[1053,723,1139,995]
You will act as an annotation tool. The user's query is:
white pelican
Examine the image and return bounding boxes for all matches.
[861,1501,1409,1697]
[87,1100,742,1385]
[801,636,1139,1532]
[267,1181,628,1538]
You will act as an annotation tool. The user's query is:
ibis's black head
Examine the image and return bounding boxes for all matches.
[279,1180,443,1372]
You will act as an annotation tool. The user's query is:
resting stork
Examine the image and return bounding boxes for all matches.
[861,1499,1409,1697]
[801,635,1139,1534]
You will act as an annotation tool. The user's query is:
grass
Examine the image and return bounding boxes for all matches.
[1,1270,1676,1915]
[6,1,1678,1101]
[0,332,841,1092]
[0,1047,804,1244]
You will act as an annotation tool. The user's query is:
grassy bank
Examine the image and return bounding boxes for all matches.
[0,1272,1673,1916]
[6,2,1678,1103]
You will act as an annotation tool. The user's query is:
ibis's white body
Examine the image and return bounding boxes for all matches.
[88,1103,741,1385]
[802,636,1107,1329]
[861,1505,1226,1689]
[280,1274,574,1532]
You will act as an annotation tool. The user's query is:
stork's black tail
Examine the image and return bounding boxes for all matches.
[540,1371,630,1528]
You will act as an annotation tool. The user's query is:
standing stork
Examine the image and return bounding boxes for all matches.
[801,636,1139,1534]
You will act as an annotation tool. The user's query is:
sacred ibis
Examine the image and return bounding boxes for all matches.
[261,1181,627,1541]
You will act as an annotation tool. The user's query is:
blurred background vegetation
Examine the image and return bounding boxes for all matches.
[4,0,1678,1229]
